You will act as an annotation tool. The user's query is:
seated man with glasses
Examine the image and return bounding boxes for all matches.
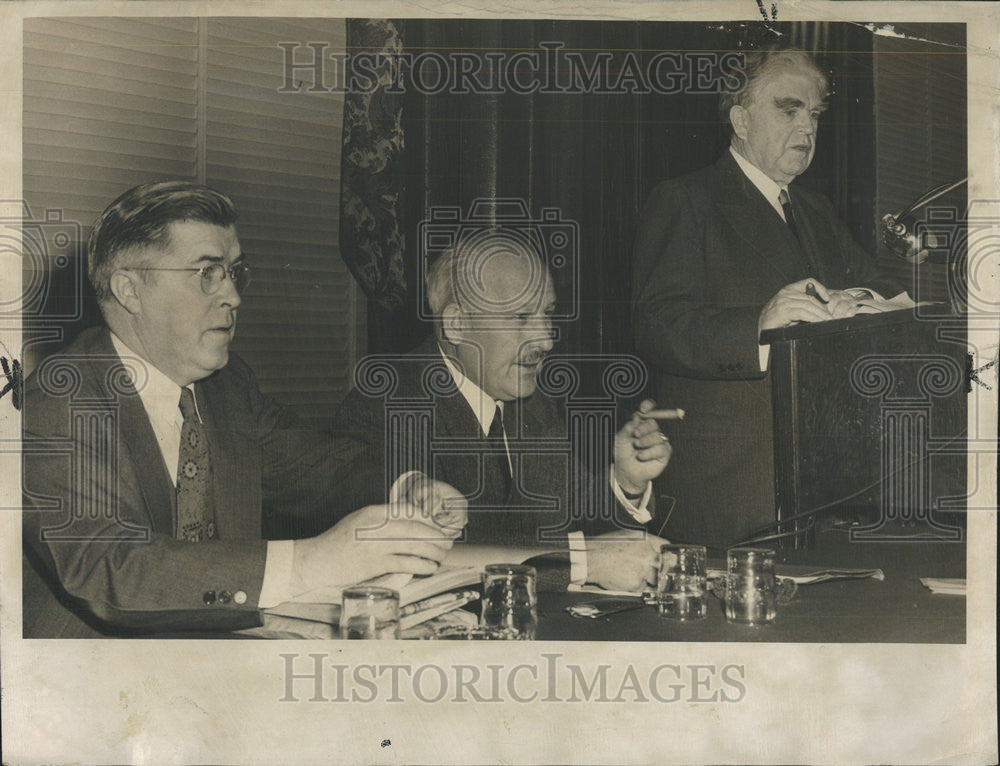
[22,180,465,638]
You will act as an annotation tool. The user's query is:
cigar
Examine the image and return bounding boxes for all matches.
[639,408,685,420]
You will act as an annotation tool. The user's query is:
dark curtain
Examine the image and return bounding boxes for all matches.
[365,21,878,381]
[339,19,408,311]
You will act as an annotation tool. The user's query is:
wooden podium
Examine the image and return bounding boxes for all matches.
[761,309,967,548]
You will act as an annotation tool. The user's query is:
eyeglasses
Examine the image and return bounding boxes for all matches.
[133,262,251,295]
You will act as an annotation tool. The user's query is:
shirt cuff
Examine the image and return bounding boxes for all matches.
[759,343,770,372]
[568,531,587,586]
[609,465,653,524]
[257,539,295,608]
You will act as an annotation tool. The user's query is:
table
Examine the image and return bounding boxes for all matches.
[163,528,966,642]
[536,529,966,643]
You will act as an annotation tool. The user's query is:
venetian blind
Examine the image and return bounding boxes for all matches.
[23,16,357,427]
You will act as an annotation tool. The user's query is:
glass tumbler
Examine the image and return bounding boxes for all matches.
[340,586,401,639]
[657,544,708,621]
[480,564,538,639]
[724,548,777,625]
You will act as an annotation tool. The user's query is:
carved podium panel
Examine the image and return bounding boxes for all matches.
[761,309,967,548]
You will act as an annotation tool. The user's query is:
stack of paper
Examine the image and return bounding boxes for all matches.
[919,577,966,595]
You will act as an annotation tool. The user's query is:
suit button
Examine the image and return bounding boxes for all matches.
[219,590,231,604]
[203,590,216,606]
[233,590,248,605]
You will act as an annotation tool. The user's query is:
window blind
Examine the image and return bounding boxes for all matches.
[23,16,358,427]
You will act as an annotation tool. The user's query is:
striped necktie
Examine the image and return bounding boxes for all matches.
[778,187,799,241]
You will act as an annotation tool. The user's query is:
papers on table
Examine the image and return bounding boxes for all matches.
[920,577,966,595]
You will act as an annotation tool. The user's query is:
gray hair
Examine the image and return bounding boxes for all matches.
[425,229,547,317]
[88,180,237,303]
[719,47,828,132]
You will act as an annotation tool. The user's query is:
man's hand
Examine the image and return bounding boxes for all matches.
[825,289,863,320]
[758,278,834,335]
[614,399,672,495]
[390,472,468,538]
[289,504,456,601]
[586,530,668,592]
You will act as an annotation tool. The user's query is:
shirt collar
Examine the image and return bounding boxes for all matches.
[109,332,197,425]
[730,145,787,207]
[438,345,502,437]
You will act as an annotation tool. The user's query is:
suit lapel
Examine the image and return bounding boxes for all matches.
[90,329,176,536]
[710,153,812,285]
[787,189,834,283]
[196,374,260,540]
[405,339,483,494]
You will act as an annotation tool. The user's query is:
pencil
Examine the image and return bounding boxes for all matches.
[805,282,829,305]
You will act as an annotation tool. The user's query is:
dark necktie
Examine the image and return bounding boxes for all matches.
[486,404,512,501]
[778,188,799,241]
[176,388,215,542]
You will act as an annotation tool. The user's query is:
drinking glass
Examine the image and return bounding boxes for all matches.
[340,586,400,639]
[724,548,777,625]
[480,564,537,639]
[657,544,708,621]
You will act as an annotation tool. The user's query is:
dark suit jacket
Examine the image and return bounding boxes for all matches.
[631,151,899,548]
[22,327,369,637]
[331,337,655,587]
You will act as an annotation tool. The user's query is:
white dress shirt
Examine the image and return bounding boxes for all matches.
[730,145,790,222]
[728,147,891,373]
[730,146,793,372]
[439,347,653,585]
[109,333,292,608]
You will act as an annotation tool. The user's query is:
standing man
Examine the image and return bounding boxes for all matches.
[22,181,464,637]
[631,48,904,548]
[334,232,672,592]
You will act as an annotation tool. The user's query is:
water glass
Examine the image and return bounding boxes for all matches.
[481,564,537,639]
[657,544,708,620]
[340,586,400,639]
[725,548,777,625]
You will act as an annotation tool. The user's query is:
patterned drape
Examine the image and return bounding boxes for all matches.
[339,19,407,309]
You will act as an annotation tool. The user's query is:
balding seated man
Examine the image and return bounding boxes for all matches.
[333,231,673,593]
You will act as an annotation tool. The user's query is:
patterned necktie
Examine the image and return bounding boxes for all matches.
[486,404,512,501]
[778,188,800,241]
[176,388,215,542]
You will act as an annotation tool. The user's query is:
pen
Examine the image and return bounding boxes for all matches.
[400,589,479,617]
[639,408,685,420]
[805,282,829,304]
